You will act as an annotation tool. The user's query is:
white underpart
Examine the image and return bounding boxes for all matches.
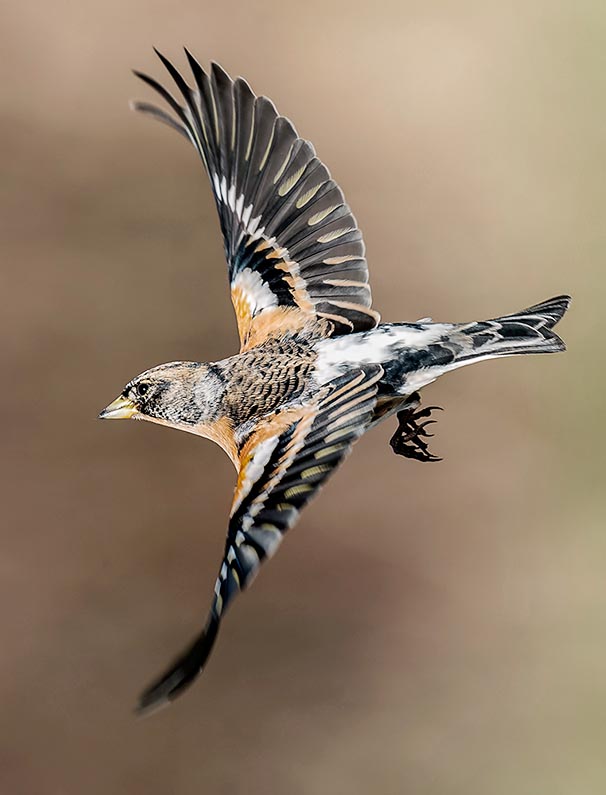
[314,325,453,384]
[406,348,522,391]
[402,368,443,391]
[232,268,278,317]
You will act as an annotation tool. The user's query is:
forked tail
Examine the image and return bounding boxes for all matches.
[454,295,571,363]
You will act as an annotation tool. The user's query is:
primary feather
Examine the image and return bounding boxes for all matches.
[133,51,379,348]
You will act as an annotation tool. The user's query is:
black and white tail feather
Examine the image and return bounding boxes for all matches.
[454,294,570,362]
[382,295,570,462]
[314,295,571,399]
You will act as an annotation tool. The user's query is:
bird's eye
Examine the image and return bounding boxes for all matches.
[135,382,150,398]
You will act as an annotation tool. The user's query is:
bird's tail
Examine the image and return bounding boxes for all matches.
[452,294,571,365]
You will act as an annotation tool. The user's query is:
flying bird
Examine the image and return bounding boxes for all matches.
[99,49,570,714]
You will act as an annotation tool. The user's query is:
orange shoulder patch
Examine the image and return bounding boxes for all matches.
[239,307,319,351]
[231,406,314,514]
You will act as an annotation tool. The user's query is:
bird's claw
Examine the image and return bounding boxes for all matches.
[389,396,443,462]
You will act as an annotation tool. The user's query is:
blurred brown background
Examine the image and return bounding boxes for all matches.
[1,1,604,793]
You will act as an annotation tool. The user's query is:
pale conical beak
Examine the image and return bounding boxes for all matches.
[98,394,137,420]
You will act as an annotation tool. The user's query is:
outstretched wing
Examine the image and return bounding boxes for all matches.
[137,365,382,713]
[132,50,380,350]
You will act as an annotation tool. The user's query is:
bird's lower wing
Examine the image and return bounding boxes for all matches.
[137,365,382,714]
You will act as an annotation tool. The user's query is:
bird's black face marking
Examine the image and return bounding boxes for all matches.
[120,361,225,427]
[123,376,170,418]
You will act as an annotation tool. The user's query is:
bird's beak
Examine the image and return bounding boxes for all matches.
[98,394,137,420]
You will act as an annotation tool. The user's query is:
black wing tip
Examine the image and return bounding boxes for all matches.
[135,672,187,718]
[135,691,173,718]
[152,45,168,63]
[132,68,149,82]
[153,47,180,77]
[210,60,231,80]
[137,49,235,99]
[183,46,199,69]
[149,47,231,82]
[134,614,220,717]
[183,47,207,84]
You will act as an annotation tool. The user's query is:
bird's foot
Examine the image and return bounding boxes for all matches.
[389,393,443,462]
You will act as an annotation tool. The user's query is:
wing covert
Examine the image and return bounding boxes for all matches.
[132,50,380,349]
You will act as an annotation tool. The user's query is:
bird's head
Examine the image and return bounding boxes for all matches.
[98,361,225,431]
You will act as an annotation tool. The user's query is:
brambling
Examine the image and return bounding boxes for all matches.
[100,50,570,713]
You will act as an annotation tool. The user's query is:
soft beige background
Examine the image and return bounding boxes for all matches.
[1,1,604,793]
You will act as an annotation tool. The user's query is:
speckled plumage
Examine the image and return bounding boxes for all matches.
[218,333,317,430]
[99,50,571,713]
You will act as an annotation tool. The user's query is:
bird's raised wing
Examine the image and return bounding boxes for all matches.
[132,50,380,350]
[137,365,382,713]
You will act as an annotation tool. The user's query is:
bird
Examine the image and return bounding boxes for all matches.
[99,48,570,714]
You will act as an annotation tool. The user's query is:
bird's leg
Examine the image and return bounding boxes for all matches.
[389,392,443,462]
